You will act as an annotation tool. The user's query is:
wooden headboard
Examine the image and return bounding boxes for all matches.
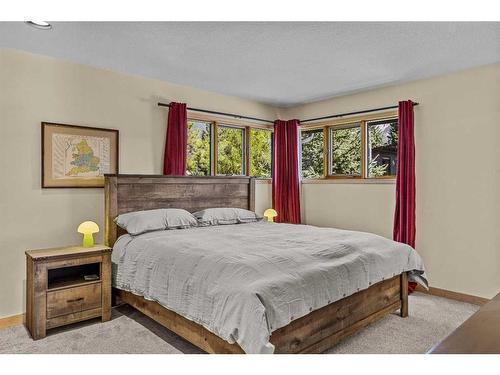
[104,174,256,246]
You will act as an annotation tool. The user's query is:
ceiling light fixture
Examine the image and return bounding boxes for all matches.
[25,21,52,30]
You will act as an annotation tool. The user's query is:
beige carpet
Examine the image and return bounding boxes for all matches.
[0,292,478,354]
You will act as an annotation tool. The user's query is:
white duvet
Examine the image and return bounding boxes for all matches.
[112,222,426,353]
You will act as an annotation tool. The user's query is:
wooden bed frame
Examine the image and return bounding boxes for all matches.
[105,174,408,354]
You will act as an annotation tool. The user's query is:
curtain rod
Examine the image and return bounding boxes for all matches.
[157,102,275,124]
[300,102,419,124]
[158,101,420,125]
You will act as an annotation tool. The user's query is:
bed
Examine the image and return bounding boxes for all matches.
[105,174,425,354]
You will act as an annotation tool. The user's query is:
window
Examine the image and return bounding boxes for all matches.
[330,124,361,176]
[187,118,274,178]
[367,118,398,177]
[300,113,398,180]
[217,125,245,176]
[301,128,324,178]
[249,128,272,178]
[187,120,211,176]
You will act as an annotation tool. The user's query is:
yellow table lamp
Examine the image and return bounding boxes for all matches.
[77,221,99,248]
[263,208,278,223]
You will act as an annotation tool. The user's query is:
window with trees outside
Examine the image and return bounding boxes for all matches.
[300,114,398,180]
[187,120,212,176]
[330,124,361,176]
[217,125,245,176]
[249,128,272,178]
[301,128,324,178]
[186,118,273,178]
[367,118,398,177]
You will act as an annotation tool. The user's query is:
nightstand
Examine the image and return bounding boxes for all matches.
[25,245,112,339]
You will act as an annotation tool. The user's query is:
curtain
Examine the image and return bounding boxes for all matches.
[272,119,301,224]
[163,102,188,175]
[393,100,417,292]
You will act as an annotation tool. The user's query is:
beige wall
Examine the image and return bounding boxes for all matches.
[300,182,395,239]
[286,63,500,299]
[0,49,274,318]
[1,49,499,318]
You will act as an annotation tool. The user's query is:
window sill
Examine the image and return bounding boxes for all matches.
[255,178,272,184]
[301,178,396,185]
[255,178,395,184]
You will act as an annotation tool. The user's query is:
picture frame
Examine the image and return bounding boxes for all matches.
[41,122,119,188]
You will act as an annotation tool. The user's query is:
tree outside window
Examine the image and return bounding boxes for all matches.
[250,129,272,178]
[367,119,398,177]
[187,120,211,176]
[217,126,244,176]
[330,125,361,176]
[301,128,324,178]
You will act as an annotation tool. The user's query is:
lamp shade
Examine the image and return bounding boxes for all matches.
[77,221,99,234]
[263,208,278,222]
[77,221,99,248]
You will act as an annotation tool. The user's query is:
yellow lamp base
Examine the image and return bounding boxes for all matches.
[82,233,94,248]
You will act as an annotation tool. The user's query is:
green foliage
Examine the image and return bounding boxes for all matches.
[187,122,273,177]
[300,120,398,179]
[331,126,361,175]
[217,126,244,175]
[368,120,398,177]
[186,119,399,180]
[187,121,211,176]
[301,129,324,178]
[249,129,272,178]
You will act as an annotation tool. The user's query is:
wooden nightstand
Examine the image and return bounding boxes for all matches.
[25,245,112,339]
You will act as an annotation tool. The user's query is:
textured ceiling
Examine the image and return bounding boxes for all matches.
[1,22,499,106]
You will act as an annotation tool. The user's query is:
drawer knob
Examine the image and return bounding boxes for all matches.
[67,297,84,303]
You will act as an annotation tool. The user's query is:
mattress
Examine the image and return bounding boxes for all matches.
[112,222,426,353]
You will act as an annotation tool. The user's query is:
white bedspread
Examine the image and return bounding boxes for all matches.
[112,222,426,353]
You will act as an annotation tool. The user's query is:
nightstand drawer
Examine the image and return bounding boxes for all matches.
[47,283,102,319]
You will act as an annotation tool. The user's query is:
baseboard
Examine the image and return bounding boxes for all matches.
[0,313,25,330]
[415,285,489,306]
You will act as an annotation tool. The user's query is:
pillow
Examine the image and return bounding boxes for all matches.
[193,208,262,226]
[115,208,197,235]
[164,209,198,229]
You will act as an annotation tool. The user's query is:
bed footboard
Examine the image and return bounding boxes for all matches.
[271,273,406,353]
[112,272,408,353]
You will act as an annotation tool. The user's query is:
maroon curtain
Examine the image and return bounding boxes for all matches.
[163,102,187,175]
[393,100,417,292]
[272,119,301,224]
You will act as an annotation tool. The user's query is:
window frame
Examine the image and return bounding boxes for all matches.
[215,123,246,176]
[366,117,399,179]
[328,122,363,178]
[187,113,274,179]
[300,127,326,179]
[186,119,213,177]
[300,110,398,181]
[248,127,274,179]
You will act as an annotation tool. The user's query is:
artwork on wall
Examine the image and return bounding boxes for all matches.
[41,122,119,188]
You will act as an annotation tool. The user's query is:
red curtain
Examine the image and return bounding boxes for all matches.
[272,119,301,224]
[163,102,188,175]
[393,100,417,292]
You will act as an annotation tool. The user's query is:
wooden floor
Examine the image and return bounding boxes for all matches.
[0,314,24,330]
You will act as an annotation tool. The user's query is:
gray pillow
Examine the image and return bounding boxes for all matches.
[193,208,262,226]
[165,209,198,229]
[115,208,197,235]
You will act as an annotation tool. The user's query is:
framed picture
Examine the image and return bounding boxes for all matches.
[42,122,119,188]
